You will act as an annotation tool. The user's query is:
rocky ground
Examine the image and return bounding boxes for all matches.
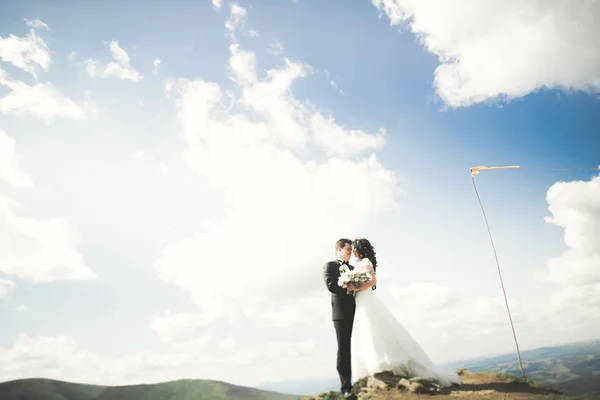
[303,369,584,400]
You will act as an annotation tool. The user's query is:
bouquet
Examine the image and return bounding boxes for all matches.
[338,265,375,295]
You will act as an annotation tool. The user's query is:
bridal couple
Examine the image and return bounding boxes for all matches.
[323,238,462,399]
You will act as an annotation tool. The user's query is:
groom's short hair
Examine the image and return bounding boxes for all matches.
[336,238,352,251]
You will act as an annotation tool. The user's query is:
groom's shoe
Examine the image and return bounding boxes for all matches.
[342,391,357,400]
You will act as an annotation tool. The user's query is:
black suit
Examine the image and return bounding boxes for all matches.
[323,260,356,393]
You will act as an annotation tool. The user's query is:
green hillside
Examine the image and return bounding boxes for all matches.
[0,377,301,400]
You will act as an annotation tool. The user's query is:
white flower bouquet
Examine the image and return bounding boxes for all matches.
[338,265,375,295]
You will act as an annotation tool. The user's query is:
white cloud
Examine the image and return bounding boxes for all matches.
[0,334,104,384]
[0,68,96,122]
[405,173,599,358]
[0,333,317,386]
[151,296,326,349]
[254,294,330,328]
[0,25,50,77]
[323,70,345,95]
[225,4,248,39]
[384,281,566,364]
[24,19,49,31]
[539,283,600,323]
[86,40,142,81]
[228,43,258,85]
[153,58,161,74]
[15,304,26,312]
[127,146,169,172]
[128,150,154,161]
[264,340,315,359]
[389,173,600,361]
[218,335,236,349]
[391,283,457,311]
[249,29,259,37]
[163,78,177,98]
[311,113,386,157]
[537,173,600,286]
[212,0,223,10]
[0,277,15,298]
[0,130,33,187]
[371,0,600,107]
[389,283,529,340]
[154,8,400,337]
[150,310,214,345]
[267,41,284,56]
[542,252,600,286]
[0,198,97,283]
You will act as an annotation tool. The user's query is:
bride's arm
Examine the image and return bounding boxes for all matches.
[355,263,377,292]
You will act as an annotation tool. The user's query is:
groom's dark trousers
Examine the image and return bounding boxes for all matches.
[323,260,356,393]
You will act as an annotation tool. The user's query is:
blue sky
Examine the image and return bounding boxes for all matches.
[1,0,599,388]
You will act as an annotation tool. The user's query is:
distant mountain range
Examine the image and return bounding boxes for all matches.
[2,339,599,399]
[0,377,301,400]
[257,339,600,396]
[440,339,600,397]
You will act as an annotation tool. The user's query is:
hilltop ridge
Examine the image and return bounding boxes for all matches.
[304,369,585,400]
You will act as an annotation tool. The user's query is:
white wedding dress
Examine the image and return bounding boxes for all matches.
[350,259,462,387]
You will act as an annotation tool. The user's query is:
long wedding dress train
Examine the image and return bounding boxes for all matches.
[350,260,462,387]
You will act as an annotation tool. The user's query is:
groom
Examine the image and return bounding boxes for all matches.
[323,238,356,399]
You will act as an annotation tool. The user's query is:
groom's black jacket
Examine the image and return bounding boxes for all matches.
[323,260,356,320]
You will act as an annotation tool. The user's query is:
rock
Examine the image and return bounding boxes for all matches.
[413,377,441,391]
[366,375,388,390]
[373,371,404,387]
[356,392,371,400]
[314,369,564,400]
[396,377,442,394]
[355,370,447,395]
[396,378,411,390]
[411,382,428,393]
[456,368,469,376]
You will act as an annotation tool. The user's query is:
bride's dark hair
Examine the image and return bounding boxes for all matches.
[352,238,377,290]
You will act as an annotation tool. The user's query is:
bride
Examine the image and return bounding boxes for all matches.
[348,238,462,387]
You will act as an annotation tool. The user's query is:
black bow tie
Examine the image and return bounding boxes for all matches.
[340,260,349,265]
